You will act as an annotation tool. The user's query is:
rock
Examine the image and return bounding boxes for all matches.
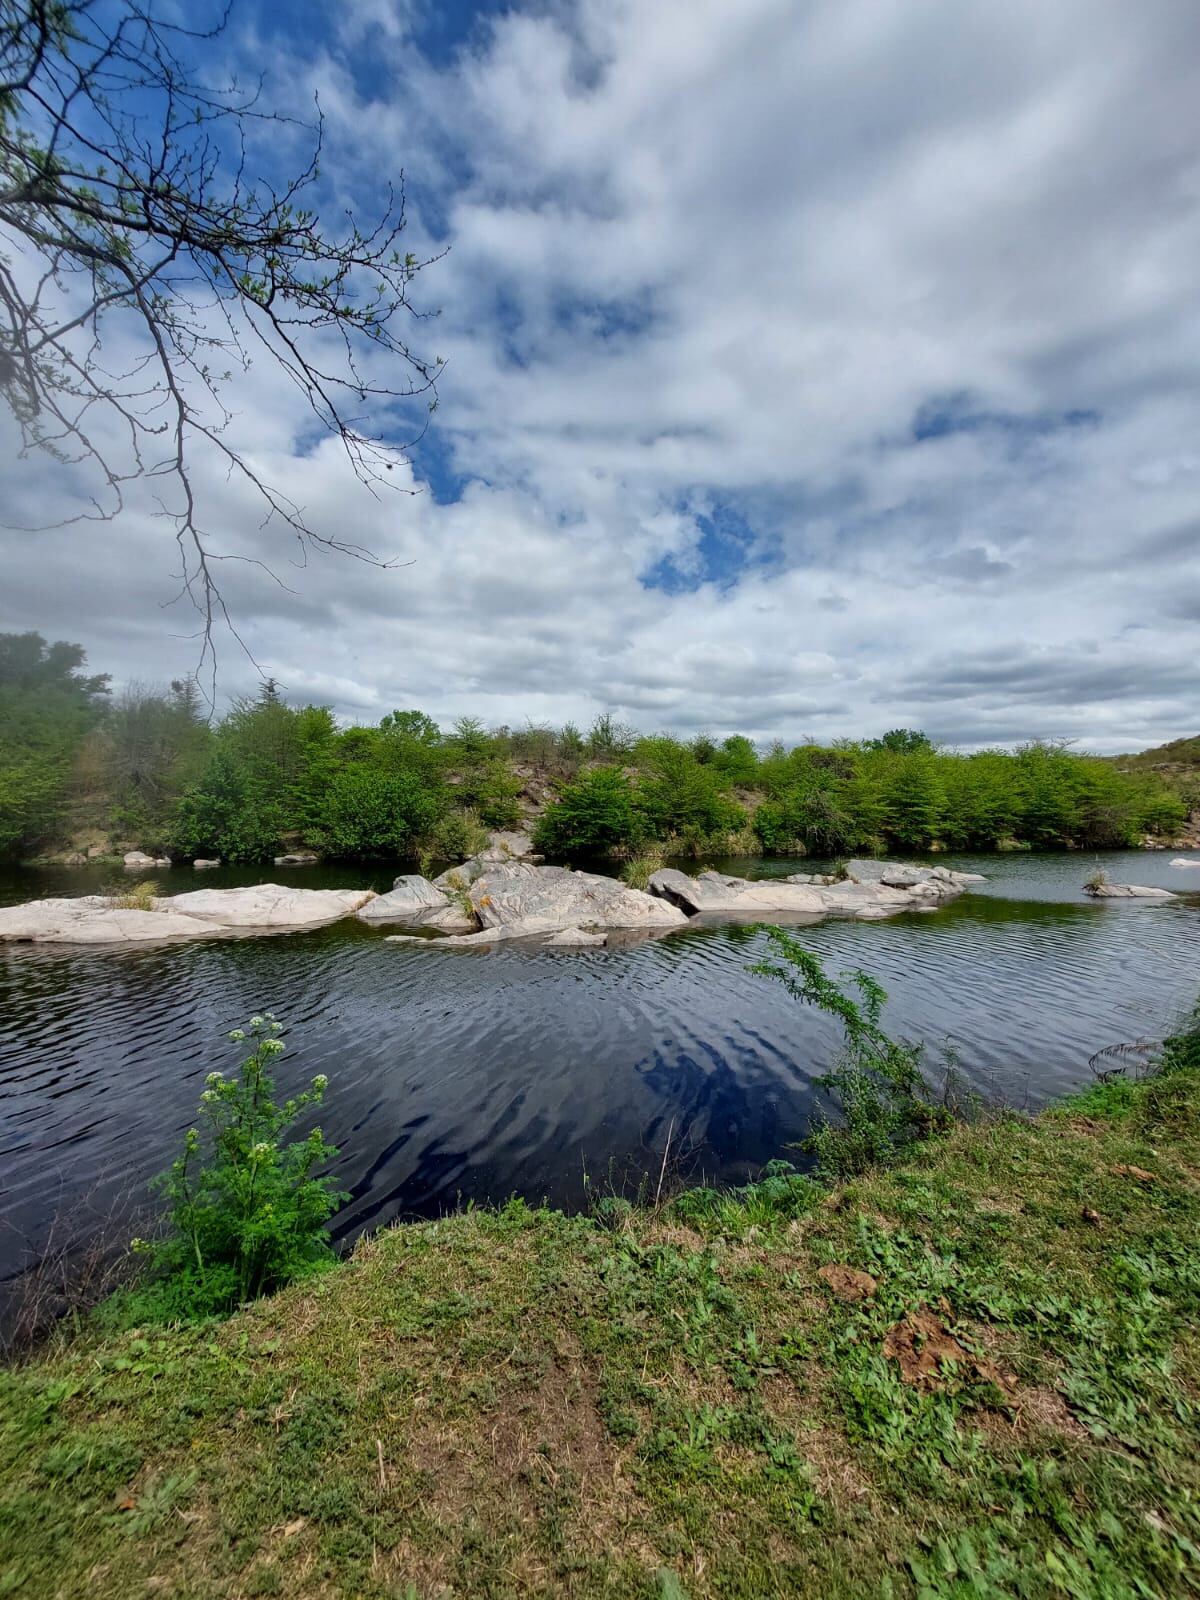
[62,852,88,866]
[0,896,233,945]
[160,885,377,927]
[648,860,984,922]
[274,851,320,866]
[0,885,379,945]
[193,858,221,869]
[544,926,607,947]
[432,858,489,891]
[1084,882,1176,899]
[122,851,158,868]
[844,859,985,891]
[469,861,686,936]
[1169,858,1200,869]
[649,868,827,916]
[357,875,478,934]
[432,835,543,891]
[483,830,541,861]
[387,919,611,950]
[86,844,107,860]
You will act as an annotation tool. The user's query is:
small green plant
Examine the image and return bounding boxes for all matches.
[620,852,666,890]
[1084,864,1110,893]
[125,1015,346,1320]
[751,929,948,1177]
[108,877,159,911]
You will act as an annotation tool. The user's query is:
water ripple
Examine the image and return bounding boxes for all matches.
[2,852,1198,1276]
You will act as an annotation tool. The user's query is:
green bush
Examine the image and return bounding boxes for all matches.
[171,749,287,863]
[534,766,646,859]
[124,1016,345,1321]
[456,758,523,829]
[424,808,489,864]
[315,764,442,858]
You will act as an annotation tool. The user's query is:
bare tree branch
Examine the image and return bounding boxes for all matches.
[0,0,443,693]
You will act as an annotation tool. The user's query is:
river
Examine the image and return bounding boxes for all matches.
[2,850,1198,1281]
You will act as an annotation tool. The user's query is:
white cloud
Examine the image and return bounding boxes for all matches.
[2,0,1198,751]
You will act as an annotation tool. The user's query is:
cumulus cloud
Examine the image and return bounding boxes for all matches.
[2,0,1198,750]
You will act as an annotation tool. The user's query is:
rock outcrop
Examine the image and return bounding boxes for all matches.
[0,885,378,944]
[648,869,829,916]
[0,858,985,951]
[357,875,477,934]
[0,896,234,944]
[193,858,221,869]
[123,851,169,868]
[274,851,320,866]
[1169,858,1200,869]
[1083,882,1176,900]
[161,885,376,927]
[647,860,984,921]
[470,861,686,935]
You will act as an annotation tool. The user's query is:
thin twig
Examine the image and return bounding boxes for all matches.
[653,1118,675,1212]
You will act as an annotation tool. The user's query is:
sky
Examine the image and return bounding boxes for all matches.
[2,0,1199,751]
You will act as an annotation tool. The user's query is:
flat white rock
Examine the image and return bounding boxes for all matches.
[1084,883,1176,900]
[160,884,376,926]
[0,896,231,944]
[470,862,686,933]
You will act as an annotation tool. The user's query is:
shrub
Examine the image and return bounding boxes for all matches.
[425,808,489,865]
[751,930,947,1178]
[315,764,443,858]
[456,759,523,829]
[620,852,666,890]
[124,1016,345,1321]
[534,766,646,859]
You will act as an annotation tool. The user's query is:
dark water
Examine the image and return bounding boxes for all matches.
[2,851,1198,1280]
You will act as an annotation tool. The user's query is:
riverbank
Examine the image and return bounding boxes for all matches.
[3,1034,1199,1597]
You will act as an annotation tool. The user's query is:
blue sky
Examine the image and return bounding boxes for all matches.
[3,0,1199,750]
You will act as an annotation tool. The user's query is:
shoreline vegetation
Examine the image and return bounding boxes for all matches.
[2,632,1197,871]
[2,962,1198,1597]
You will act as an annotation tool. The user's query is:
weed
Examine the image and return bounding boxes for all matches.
[115,1014,346,1322]
[619,853,666,890]
[104,877,159,911]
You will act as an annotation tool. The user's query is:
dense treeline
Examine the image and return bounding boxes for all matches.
[0,633,1189,864]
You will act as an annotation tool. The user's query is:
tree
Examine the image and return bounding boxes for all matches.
[0,0,441,665]
[868,729,934,755]
[0,630,108,855]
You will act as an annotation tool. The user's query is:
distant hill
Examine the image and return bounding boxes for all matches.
[1116,735,1200,767]
[1112,735,1200,817]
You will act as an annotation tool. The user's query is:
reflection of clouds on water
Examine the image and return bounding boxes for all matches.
[2,850,1198,1278]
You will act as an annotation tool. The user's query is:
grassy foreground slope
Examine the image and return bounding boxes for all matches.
[4,1065,1200,1598]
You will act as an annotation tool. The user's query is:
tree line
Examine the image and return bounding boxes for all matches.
[0,633,1188,865]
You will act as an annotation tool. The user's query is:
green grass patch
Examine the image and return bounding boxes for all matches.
[4,1056,1200,1597]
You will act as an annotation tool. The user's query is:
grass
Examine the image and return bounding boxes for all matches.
[105,877,159,911]
[620,853,667,891]
[3,1056,1200,1597]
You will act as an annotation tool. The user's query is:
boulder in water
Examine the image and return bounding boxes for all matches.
[0,896,231,944]
[357,875,477,933]
[469,861,686,935]
[1084,882,1176,900]
[160,884,377,927]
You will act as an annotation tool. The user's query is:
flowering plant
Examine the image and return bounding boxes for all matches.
[133,1014,345,1318]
